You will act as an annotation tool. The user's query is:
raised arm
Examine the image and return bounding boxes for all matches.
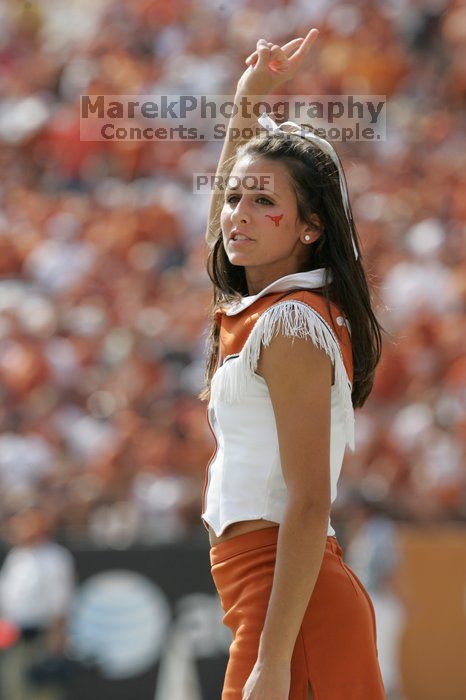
[205,29,320,251]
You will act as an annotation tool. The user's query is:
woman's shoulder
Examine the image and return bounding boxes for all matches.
[262,288,354,384]
[266,288,351,338]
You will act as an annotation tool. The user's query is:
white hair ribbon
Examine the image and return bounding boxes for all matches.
[257,112,359,260]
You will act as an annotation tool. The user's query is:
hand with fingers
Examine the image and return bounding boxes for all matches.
[237,28,319,95]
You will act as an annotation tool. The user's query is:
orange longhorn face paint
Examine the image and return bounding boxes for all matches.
[265,213,283,227]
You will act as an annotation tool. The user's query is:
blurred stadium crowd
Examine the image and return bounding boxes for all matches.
[0,0,464,548]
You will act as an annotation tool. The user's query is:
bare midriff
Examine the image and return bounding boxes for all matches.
[207,518,280,546]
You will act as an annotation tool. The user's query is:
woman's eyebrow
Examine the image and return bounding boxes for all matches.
[224,184,279,197]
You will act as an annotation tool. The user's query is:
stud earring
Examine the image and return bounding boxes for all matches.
[304,235,311,241]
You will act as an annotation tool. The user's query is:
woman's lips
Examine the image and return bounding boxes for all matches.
[229,230,254,244]
[229,238,254,247]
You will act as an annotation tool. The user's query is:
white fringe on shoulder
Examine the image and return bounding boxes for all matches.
[214,300,355,451]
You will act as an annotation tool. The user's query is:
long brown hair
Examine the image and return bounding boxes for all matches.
[198,126,390,409]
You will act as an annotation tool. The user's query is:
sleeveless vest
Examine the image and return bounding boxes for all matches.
[201,287,354,537]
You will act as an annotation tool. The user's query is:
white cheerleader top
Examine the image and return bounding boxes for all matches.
[200,270,355,537]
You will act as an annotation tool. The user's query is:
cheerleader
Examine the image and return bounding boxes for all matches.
[199,27,387,700]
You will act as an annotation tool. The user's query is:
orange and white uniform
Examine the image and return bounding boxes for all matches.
[201,271,386,700]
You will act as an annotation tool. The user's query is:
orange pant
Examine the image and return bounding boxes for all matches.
[210,525,386,699]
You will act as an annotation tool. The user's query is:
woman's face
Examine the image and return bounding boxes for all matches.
[221,155,320,288]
